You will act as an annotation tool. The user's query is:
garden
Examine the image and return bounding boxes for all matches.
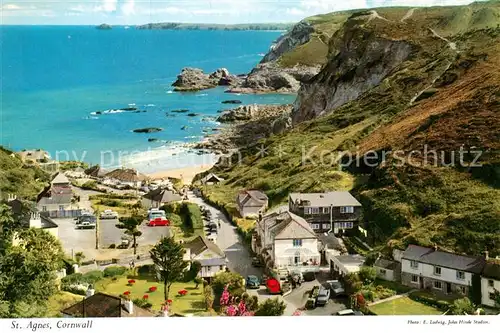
[369,296,443,315]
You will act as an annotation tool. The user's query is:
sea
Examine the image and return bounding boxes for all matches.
[0,26,296,173]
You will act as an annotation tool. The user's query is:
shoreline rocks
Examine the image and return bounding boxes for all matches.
[172,67,242,92]
[133,127,163,133]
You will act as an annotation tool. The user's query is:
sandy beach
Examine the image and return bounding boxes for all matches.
[147,163,215,184]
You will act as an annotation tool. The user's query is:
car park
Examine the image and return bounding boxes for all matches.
[148,217,170,227]
[246,275,260,289]
[76,220,96,229]
[316,286,331,306]
[326,280,346,297]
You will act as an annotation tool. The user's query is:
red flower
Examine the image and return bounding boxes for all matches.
[167,299,173,304]
[178,289,188,296]
[143,294,149,299]
[123,291,131,296]
[149,286,157,293]
[128,279,136,284]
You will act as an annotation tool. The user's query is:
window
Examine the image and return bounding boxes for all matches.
[42,206,47,212]
[293,239,302,247]
[207,266,211,272]
[379,269,386,276]
[311,224,320,230]
[458,286,466,295]
[410,261,419,269]
[433,281,442,290]
[311,207,320,214]
[334,222,354,229]
[434,266,441,276]
[411,275,419,283]
[322,224,330,230]
[340,206,354,214]
[219,265,224,270]
[59,205,65,211]
[456,271,465,280]
[304,208,311,215]
[489,292,496,300]
[488,280,494,288]
[322,207,330,214]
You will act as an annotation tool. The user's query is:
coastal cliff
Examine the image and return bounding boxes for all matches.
[201,2,500,257]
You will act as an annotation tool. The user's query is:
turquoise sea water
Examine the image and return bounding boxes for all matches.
[0,26,295,172]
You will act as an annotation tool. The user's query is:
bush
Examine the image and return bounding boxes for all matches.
[108,244,116,249]
[62,286,87,296]
[83,270,104,283]
[137,264,155,276]
[132,298,153,309]
[362,290,374,302]
[305,298,315,310]
[359,267,377,285]
[310,286,320,299]
[103,266,127,278]
[409,292,450,311]
[303,271,315,282]
[62,273,84,285]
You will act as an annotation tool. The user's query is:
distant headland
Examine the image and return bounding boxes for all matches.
[135,22,294,31]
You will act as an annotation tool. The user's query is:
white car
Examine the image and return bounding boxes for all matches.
[100,210,119,219]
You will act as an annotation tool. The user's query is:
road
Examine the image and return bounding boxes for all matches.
[187,191,300,315]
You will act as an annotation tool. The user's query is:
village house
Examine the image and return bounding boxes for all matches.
[253,211,321,272]
[201,173,223,185]
[103,168,148,188]
[236,189,268,218]
[184,236,227,280]
[141,188,182,209]
[326,252,366,278]
[480,258,500,308]
[36,172,75,215]
[17,149,50,164]
[288,191,362,234]
[400,245,486,297]
[84,165,109,179]
[374,258,401,282]
[62,289,153,318]
[6,195,59,239]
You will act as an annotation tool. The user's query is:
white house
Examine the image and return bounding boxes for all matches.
[480,260,500,308]
[373,258,401,282]
[400,245,486,297]
[326,252,365,277]
[253,211,320,272]
[6,197,59,240]
[184,236,227,279]
[103,168,147,188]
[236,189,268,218]
[36,172,74,213]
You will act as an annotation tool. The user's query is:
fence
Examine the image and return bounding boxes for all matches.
[41,209,83,219]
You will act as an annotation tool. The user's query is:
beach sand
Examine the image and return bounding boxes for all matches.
[147,164,214,184]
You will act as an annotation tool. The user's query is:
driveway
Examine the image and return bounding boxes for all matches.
[99,217,170,248]
[57,217,96,257]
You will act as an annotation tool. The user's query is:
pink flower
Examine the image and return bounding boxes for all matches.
[292,310,302,316]
[238,300,246,314]
[226,305,238,316]
[241,311,255,316]
[220,285,230,306]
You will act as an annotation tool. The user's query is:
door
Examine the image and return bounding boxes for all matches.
[419,276,424,289]
[446,283,452,294]
[294,251,300,265]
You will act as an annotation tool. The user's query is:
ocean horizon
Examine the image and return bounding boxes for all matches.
[0,26,296,173]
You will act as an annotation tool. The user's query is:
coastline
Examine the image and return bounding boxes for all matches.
[147,163,215,184]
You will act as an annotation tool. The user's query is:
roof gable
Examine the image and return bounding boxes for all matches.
[238,190,268,207]
[482,261,500,280]
[267,212,317,240]
[185,236,224,258]
[289,191,361,207]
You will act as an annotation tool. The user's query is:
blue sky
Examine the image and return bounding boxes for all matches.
[1,0,477,25]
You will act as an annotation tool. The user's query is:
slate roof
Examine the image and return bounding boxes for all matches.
[185,236,225,258]
[237,189,268,208]
[335,254,366,265]
[61,293,153,318]
[198,257,227,266]
[374,258,401,271]
[272,212,317,240]
[482,261,500,280]
[143,188,182,203]
[201,173,223,184]
[5,199,58,229]
[402,245,486,273]
[51,172,70,185]
[289,191,361,207]
[106,168,148,182]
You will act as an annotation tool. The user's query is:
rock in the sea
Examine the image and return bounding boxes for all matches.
[221,100,242,104]
[148,138,159,142]
[171,109,189,113]
[122,107,137,111]
[181,126,189,130]
[133,127,163,133]
[96,24,112,30]
[187,113,200,117]
[172,67,242,92]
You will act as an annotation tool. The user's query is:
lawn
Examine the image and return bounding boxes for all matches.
[369,296,443,315]
[94,276,206,315]
[47,291,84,317]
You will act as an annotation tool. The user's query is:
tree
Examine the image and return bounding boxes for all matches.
[450,297,476,315]
[117,215,143,255]
[344,272,362,295]
[0,204,25,254]
[0,227,64,317]
[211,271,245,300]
[150,237,188,301]
[74,252,85,265]
[203,284,214,310]
[254,298,286,316]
[359,266,377,285]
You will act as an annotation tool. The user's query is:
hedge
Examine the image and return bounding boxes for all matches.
[409,292,450,311]
[103,266,127,277]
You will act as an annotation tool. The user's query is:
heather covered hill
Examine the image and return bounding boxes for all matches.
[202,1,500,256]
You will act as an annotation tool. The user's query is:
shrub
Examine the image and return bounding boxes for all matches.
[62,286,87,296]
[362,290,374,302]
[305,298,315,310]
[311,286,320,299]
[108,244,116,249]
[83,270,104,283]
[137,264,154,276]
[409,292,450,311]
[62,273,84,285]
[103,266,127,278]
[359,267,377,285]
[132,298,153,309]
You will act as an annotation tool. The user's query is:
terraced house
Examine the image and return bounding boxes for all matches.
[288,191,362,234]
[401,245,486,298]
[480,259,500,308]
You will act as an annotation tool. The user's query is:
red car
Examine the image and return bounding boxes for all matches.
[148,217,170,227]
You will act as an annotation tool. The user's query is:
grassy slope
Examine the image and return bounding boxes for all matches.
[0,147,49,200]
[369,296,443,315]
[202,2,500,256]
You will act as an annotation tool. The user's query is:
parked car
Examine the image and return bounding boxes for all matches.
[76,221,96,229]
[303,271,316,282]
[148,217,170,227]
[289,271,303,286]
[266,277,281,295]
[326,280,346,297]
[335,309,364,316]
[246,275,260,289]
[148,209,166,221]
[100,209,119,219]
[251,257,264,267]
[315,286,331,306]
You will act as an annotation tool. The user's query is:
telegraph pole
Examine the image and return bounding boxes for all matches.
[95,207,100,250]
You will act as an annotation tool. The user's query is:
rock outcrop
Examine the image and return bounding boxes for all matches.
[133,127,163,133]
[172,68,242,92]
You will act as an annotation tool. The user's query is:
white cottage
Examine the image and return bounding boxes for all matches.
[480,260,500,308]
[184,236,227,280]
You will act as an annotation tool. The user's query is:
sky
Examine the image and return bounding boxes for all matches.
[0,0,479,25]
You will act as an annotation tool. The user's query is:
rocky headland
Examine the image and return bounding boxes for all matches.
[172,68,243,92]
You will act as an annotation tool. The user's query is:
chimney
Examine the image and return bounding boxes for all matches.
[484,251,489,261]
[29,211,42,229]
[86,286,95,298]
[123,299,134,315]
